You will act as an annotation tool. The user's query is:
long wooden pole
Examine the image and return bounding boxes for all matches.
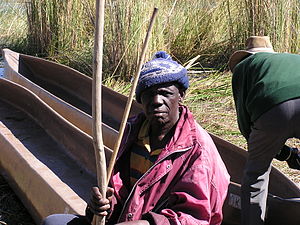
[106,8,158,183]
[92,0,106,225]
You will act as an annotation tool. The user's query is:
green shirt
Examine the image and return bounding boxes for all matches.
[232,52,300,140]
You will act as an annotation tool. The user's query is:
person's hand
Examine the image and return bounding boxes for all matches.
[115,220,150,225]
[286,147,300,170]
[88,186,114,216]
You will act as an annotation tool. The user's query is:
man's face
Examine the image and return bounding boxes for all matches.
[140,83,183,127]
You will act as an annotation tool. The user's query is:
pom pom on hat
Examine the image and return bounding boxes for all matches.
[135,51,189,103]
[153,51,172,60]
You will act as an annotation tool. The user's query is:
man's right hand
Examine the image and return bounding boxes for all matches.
[88,186,114,216]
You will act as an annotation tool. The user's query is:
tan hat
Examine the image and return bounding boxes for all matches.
[228,36,275,72]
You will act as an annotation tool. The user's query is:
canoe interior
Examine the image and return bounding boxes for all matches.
[0,99,95,201]
[0,78,110,224]
[0,96,93,224]
[18,54,92,115]
[0,78,105,173]
[4,49,116,144]
[17,51,141,130]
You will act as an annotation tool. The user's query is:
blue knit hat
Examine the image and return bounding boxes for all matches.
[135,51,189,103]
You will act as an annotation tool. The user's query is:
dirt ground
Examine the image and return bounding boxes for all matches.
[0,175,35,225]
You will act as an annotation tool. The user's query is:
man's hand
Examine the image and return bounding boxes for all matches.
[115,220,150,225]
[88,186,114,216]
[286,147,300,170]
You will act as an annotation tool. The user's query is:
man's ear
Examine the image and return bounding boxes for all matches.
[179,90,186,102]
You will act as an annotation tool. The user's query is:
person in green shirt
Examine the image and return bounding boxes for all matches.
[229,36,300,225]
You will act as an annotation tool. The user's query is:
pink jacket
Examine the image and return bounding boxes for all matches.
[108,106,230,225]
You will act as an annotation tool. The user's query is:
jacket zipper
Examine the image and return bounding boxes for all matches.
[117,146,192,222]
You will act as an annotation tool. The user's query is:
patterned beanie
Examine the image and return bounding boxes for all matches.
[135,51,189,103]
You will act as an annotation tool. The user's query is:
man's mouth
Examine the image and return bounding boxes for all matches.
[153,110,166,115]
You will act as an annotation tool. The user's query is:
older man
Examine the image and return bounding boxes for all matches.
[43,51,230,225]
[229,36,300,225]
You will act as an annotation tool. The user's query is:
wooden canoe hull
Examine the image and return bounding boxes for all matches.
[0,79,93,224]
[2,48,118,150]
[2,49,300,225]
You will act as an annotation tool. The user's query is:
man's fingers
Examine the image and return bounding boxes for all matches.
[90,197,110,206]
[89,203,111,216]
[88,186,114,216]
[91,186,114,199]
[91,187,102,199]
[107,187,114,196]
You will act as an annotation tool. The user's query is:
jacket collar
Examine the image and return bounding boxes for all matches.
[157,105,197,160]
[118,105,197,159]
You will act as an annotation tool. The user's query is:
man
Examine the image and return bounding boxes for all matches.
[229,36,300,225]
[43,51,230,225]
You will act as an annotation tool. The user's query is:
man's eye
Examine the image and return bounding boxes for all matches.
[161,91,172,96]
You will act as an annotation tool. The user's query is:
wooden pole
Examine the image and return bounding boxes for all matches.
[92,0,106,225]
[106,8,158,183]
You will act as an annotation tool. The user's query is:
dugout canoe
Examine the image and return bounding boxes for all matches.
[1,48,300,225]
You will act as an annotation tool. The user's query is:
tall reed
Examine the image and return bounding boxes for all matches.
[0,0,27,51]
[226,0,300,53]
[26,0,95,73]
[21,0,300,78]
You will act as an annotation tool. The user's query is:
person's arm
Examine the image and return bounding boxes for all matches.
[232,68,251,140]
[236,103,251,140]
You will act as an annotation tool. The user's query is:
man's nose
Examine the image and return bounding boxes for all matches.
[152,94,163,105]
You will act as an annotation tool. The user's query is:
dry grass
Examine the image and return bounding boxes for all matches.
[0,0,27,51]
[186,72,245,147]
[23,0,300,78]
